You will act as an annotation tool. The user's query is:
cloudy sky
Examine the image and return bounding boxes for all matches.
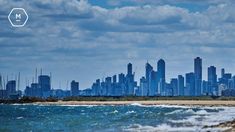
[0,0,235,90]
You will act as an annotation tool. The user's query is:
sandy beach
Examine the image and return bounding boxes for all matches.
[32,100,235,106]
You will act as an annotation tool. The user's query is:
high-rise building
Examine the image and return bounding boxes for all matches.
[157,59,165,96]
[112,75,118,96]
[170,78,178,96]
[6,80,16,97]
[38,75,51,92]
[105,77,112,96]
[139,77,148,96]
[221,68,225,78]
[71,80,79,96]
[202,80,208,95]
[186,72,195,96]
[145,62,153,95]
[208,66,217,95]
[38,75,51,98]
[126,63,134,95]
[194,57,202,96]
[127,63,132,76]
[149,70,157,96]
[118,73,126,96]
[178,75,184,96]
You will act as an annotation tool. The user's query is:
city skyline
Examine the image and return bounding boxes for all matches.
[0,56,235,91]
[1,56,235,99]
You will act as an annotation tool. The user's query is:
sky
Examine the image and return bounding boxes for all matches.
[0,0,235,90]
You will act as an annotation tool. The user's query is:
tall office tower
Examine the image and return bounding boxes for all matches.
[221,68,225,78]
[95,79,101,96]
[38,75,51,92]
[208,66,217,95]
[202,80,208,95]
[126,63,134,95]
[194,57,202,96]
[113,75,117,83]
[149,70,157,96]
[186,72,195,96]
[178,75,184,96]
[145,62,153,95]
[70,80,79,96]
[6,80,16,97]
[127,63,132,75]
[112,75,117,96]
[170,78,178,96]
[105,77,112,96]
[139,77,148,96]
[30,83,40,97]
[100,81,106,96]
[157,59,165,96]
[118,73,126,96]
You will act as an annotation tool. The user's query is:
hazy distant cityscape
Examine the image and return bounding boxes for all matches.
[1,57,235,99]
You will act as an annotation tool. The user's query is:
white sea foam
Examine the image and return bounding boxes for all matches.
[126,110,135,114]
[165,109,183,115]
[110,110,119,114]
[16,117,23,119]
[125,124,199,132]
[125,123,231,132]
[168,106,235,127]
[130,102,143,106]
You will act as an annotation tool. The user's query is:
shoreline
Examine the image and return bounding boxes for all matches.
[31,100,235,106]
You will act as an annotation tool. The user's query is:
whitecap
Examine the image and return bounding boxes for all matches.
[126,110,135,114]
[130,102,143,106]
[165,109,183,115]
[125,123,230,132]
[16,117,23,119]
[111,110,119,114]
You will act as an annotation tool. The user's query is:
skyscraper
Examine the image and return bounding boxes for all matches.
[105,77,112,96]
[71,80,79,96]
[194,57,202,96]
[186,72,195,96]
[170,78,178,96]
[208,66,217,95]
[127,63,132,76]
[221,68,225,78]
[145,62,153,95]
[126,63,134,95]
[6,80,16,97]
[118,73,126,96]
[149,70,157,96]
[178,75,184,96]
[38,75,51,98]
[139,77,148,96]
[157,59,165,96]
[38,75,51,92]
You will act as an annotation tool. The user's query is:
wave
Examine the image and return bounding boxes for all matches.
[125,123,231,132]
[168,107,235,128]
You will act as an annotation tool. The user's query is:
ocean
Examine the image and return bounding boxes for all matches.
[0,103,235,132]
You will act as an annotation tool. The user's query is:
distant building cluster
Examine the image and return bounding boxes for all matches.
[84,57,235,97]
[1,57,235,99]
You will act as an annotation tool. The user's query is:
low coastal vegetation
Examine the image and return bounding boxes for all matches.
[2,96,235,104]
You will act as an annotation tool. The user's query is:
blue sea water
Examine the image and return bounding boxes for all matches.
[0,103,235,132]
